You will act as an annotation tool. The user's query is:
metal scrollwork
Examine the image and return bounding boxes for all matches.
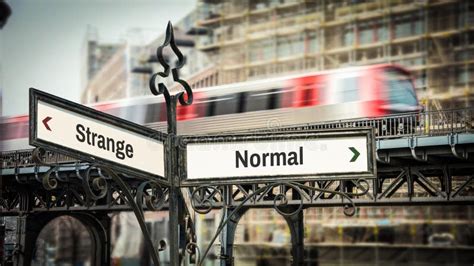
[294,181,367,217]
[189,180,370,264]
[32,147,60,190]
[136,181,166,211]
[346,178,371,196]
[185,242,200,264]
[271,182,304,217]
[31,147,47,165]
[191,185,223,214]
[184,214,199,264]
[41,167,59,190]
[80,165,108,201]
[15,166,27,184]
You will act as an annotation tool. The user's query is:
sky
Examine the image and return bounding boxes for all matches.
[0,0,195,116]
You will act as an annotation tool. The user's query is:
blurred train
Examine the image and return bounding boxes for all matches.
[0,64,422,152]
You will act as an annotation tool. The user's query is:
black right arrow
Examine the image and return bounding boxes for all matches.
[349,147,360,162]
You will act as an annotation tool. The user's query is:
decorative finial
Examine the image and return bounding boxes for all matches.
[149,21,193,106]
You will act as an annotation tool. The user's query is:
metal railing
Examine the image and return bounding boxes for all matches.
[278,108,473,138]
[1,149,76,170]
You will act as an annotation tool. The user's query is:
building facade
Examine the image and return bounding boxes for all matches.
[195,0,474,110]
[81,9,214,104]
[81,45,128,104]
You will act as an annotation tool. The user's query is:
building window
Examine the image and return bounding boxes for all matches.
[394,13,423,39]
[359,28,372,45]
[358,19,387,45]
[414,73,427,89]
[250,39,275,62]
[277,34,304,58]
[466,3,474,26]
[343,25,354,46]
[307,31,319,53]
[395,21,411,38]
[457,68,473,84]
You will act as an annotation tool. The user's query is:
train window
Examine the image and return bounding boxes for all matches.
[302,87,313,105]
[237,92,247,113]
[215,94,239,115]
[245,89,281,112]
[245,91,268,112]
[192,101,206,118]
[337,76,359,102]
[267,89,280,110]
[104,104,151,124]
[280,87,294,108]
[293,76,323,107]
[123,105,148,124]
[104,107,120,118]
[0,120,29,141]
[385,70,417,106]
[144,103,164,123]
[206,97,217,117]
[0,124,5,141]
[1,123,14,141]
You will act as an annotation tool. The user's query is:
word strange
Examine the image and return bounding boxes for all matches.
[76,124,134,160]
[236,147,303,168]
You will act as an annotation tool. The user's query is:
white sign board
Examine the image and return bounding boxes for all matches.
[183,132,374,184]
[30,89,165,178]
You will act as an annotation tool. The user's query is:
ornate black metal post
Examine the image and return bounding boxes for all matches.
[218,186,248,266]
[12,191,34,266]
[14,215,38,266]
[149,21,194,266]
[219,205,247,266]
[283,207,305,266]
[167,95,182,265]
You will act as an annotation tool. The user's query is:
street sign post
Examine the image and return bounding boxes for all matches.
[30,88,166,181]
[180,129,375,185]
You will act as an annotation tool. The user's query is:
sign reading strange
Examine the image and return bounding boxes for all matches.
[181,130,375,185]
[30,88,166,179]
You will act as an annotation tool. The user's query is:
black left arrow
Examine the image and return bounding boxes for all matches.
[349,147,360,162]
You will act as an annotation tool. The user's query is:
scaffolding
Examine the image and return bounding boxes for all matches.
[196,0,474,110]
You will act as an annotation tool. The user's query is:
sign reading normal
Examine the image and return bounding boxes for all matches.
[30,88,165,178]
[183,131,375,184]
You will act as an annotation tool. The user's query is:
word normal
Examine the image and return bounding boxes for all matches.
[236,147,303,168]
